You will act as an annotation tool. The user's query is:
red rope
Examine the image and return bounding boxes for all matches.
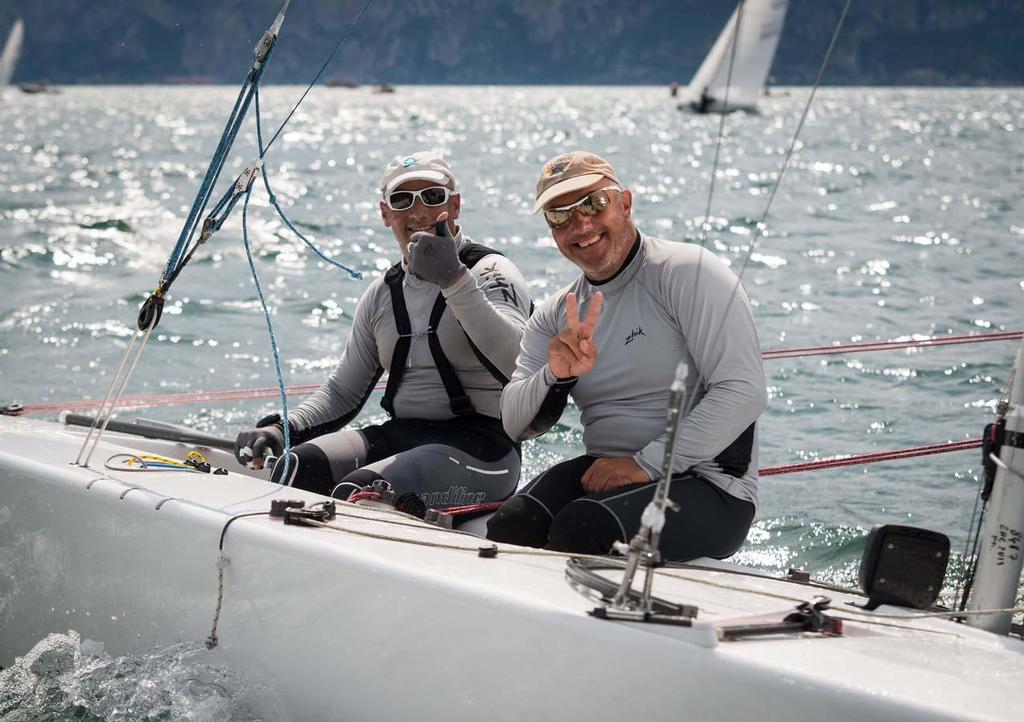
[10,381,387,415]
[762,330,1021,360]
[348,491,382,504]
[759,438,982,476]
[441,501,505,516]
[7,330,1018,416]
[439,438,984,514]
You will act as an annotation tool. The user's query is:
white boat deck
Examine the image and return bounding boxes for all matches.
[1,414,1022,721]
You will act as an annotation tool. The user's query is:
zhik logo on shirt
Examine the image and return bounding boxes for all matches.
[624,326,645,346]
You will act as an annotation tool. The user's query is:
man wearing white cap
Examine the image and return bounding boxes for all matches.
[234,151,532,507]
[488,151,767,561]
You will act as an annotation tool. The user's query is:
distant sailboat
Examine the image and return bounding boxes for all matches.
[0,18,24,88]
[680,0,788,114]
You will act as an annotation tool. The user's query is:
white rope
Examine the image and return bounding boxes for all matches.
[77,315,158,467]
[205,552,230,649]
[74,325,141,465]
[279,515,1024,634]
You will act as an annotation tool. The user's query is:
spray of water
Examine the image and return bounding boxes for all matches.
[0,631,287,722]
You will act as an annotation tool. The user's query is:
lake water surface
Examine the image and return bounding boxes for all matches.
[1,85,1022,718]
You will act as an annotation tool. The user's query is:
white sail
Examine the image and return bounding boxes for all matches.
[0,18,24,87]
[684,0,788,113]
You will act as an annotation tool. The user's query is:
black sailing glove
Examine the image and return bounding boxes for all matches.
[234,421,285,470]
[407,231,466,288]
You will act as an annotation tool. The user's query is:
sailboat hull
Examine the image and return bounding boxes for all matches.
[678,100,761,115]
[1,415,1022,721]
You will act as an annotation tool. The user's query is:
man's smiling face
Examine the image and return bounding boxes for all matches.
[546,179,635,281]
[380,179,461,255]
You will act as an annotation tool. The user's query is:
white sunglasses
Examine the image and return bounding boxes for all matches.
[384,186,456,211]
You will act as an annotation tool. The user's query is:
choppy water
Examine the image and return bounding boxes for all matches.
[1,85,1022,717]
[0,631,284,721]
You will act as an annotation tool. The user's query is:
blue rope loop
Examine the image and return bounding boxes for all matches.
[263,168,363,279]
[255,87,363,279]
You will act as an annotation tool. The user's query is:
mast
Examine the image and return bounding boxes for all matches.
[967,337,1024,633]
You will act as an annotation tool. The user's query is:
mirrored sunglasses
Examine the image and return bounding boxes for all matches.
[385,186,454,211]
[543,185,620,228]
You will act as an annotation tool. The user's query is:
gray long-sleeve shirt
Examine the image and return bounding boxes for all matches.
[289,229,532,434]
[500,233,767,508]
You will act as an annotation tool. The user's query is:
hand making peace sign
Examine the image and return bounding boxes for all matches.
[548,291,604,379]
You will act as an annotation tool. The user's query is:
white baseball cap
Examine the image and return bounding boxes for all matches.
[378,151,457,196]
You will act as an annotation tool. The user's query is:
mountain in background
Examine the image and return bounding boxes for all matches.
[2,0,1023,85]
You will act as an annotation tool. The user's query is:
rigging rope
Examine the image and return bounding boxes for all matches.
[160,2,288,291]
[697,0,745,248]
[74,464,1017,650]
[223,1,379,482]
[72,2,293,465]
[208,500,1024,631]
[73,320,157,467]
[955,472,988,611]
[203,0,380,482]
[738,0,853,282]
[678,0,855,428]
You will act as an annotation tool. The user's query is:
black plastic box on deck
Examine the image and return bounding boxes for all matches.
[858,525,950,610]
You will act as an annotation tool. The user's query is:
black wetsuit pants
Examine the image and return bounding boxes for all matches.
[486,455,754,562]
[274,415,520,507]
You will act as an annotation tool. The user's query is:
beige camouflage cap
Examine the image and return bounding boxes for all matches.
[533,151,620,213]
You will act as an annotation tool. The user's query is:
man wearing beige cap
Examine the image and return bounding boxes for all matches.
[488,151,767,561]
[234,151,532,507]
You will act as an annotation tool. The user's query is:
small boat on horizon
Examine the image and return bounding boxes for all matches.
[326,77,361,88]
[17,80,59,94]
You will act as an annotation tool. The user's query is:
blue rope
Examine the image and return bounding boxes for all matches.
[162,0,377,283]
[255,82,266,152]
[162,83,251,279]
[262,168,363,279]
[255,87,362,279]
[164,85,255,279]
[241,186,292,483]
[164,0,374,284]
[206,183,240,229]
[162,59,274,283]
[210,186,247,235]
